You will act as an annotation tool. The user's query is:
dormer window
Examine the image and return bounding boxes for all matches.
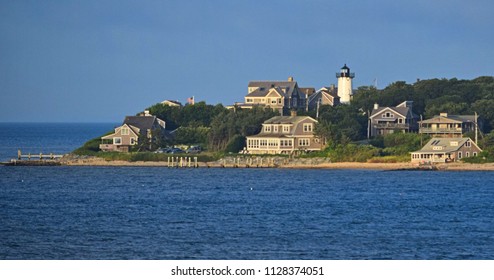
[303,123,313,132]
[264,125,271,133]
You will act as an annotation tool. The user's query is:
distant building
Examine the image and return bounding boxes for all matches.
[369,101,418,137]
[231,77,307,114]
[336,64,355,104]
[411,137,482,163]
[245,112,323,154]
[161,100,182,107]
[307,85,340,110]
[100,111,166,152]
[419,113,478,137]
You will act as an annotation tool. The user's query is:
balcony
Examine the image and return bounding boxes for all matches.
[373,123,410,129]
[419,127,463,134]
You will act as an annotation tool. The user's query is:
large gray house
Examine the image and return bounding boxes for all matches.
[100,111,166,152]
[231,77,307,114]
[245,112,323,154]
[369,101,418,137]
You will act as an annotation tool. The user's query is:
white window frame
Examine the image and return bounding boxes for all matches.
[113,137,122,145]
[264,125,271,133]
[303,123,313,132]
[121,127,129,135]
[298,138,310,146]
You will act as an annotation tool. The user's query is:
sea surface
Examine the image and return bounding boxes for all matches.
[1,123,494,260]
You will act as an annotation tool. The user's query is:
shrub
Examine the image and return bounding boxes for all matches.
[224,135,246,153]
[327,144,381,162]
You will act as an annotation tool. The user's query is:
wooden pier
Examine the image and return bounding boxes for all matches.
[167,156,199,168]
[17,150,64,160]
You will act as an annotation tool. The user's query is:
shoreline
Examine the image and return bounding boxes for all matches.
[3,157,493,171]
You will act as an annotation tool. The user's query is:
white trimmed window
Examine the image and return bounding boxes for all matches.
[303,123,313,132]
[465,141,471,147]
[283,125,290,132]
[298,138,310,146]
[458,151,462,159]
[121,127,129,135]
[273,126,279,133]
[264,125,271,132]
[113,137,122,145]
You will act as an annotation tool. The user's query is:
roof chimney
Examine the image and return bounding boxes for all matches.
[288,76,294,82]
[144,110,151,116]
[290,110,297,117]
[440,112,448,117]
[374,103,379,110]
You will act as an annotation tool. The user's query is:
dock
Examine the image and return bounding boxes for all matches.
[17,150,64,160]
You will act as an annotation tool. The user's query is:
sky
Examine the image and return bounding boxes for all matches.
[1,0,493,122]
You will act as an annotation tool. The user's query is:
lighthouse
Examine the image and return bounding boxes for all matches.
[336,64,355,104]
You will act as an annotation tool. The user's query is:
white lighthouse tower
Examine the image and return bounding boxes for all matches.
[336,64,355,104]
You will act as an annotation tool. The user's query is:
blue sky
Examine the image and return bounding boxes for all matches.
[1,0,493,122]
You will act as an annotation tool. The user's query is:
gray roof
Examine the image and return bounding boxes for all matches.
[263,115,315,125]
[419,115,476,124]
[371,106,410,118]
[370,101,417,119]
[414,137,476,153]
[247,81,298,98]
[308,88,339,104]
[123,116,159,131]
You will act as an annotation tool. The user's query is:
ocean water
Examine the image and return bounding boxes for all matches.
[0,122,116,162]
[1,124,494,259]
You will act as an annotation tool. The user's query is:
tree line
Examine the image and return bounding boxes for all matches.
[145,76,494,153]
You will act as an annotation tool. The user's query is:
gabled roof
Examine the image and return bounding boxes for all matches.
[123,116,164,131]
[370,101,415,119]
[419,115,476,124]
[371,106,408,118]
[308,88,340,105]
[263,115,317,125]
[101,124,139,140]
[161,100,182,106]
[414,137,481,153]
[247,81,297,98]
[266,87,284,97]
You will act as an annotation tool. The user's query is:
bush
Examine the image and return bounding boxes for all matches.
[368,155,410,163]
[224,135,246,153]
[327,144,381,162]
[72,137,104,156]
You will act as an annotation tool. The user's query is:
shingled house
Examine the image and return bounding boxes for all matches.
[100,111,166,152]
[232,77,307,114]
[307,85,340,110]
[369,101,418,137]
[411,137,482,163]
[419,113,478,137]
[245,112,323,154]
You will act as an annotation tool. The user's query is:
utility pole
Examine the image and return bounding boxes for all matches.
[475,111,478,144]
[316,98,320,119]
